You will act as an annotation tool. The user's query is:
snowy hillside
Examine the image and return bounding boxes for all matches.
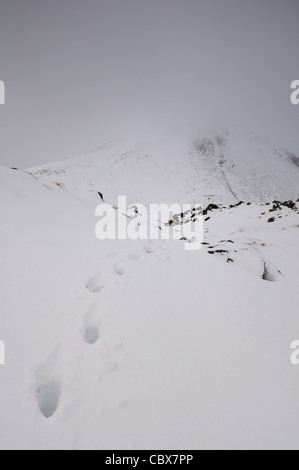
[0,129,299,450]
[29,128,299,206]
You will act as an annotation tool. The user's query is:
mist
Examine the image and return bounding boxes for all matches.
[0,0,298,168]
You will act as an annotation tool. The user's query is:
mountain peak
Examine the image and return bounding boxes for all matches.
[29,128,299,206]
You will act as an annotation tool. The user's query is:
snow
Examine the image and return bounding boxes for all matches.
[0,129,299,450]
[29,128,299,206]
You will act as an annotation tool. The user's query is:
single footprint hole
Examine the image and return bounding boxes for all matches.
[114,265,125,276]
[143,246,154,255]
[36,379,61,418]
[84,326,100,345]
[85,274,104,293]
[262,263,277,282]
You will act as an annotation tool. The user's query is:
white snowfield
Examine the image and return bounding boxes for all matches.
[30,128,299,206]
[0,130,299,450]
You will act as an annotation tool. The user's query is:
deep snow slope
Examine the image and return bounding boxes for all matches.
[29,128,299,206]
[0,162,299,450]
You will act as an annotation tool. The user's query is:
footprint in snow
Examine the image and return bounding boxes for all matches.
[85,273,105,293]
[82,302,101,345]
[36,379,62,419]
[143,245,154,255]
[116,399,129,410]
[262,262,281,282]
[114,264,125,276]
[84,325,100,345]
[34,347,63,419]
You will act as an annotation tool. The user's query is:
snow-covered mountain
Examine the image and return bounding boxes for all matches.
[29,128,299,206]
[0,129,299,450]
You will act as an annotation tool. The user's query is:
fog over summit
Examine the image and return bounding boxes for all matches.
[0,0,298,167]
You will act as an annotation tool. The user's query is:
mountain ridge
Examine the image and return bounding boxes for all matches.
[28,128,299,206]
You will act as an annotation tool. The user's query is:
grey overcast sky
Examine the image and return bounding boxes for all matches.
[0,0,298,168]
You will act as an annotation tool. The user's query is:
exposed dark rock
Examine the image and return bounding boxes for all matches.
[203,204,220,215]
[281,200,296,210]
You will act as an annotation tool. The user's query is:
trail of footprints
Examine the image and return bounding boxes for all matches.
[34,202,298,418]
[83,244,160,346]
[34,243,159,419]
[33,205,289,421]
